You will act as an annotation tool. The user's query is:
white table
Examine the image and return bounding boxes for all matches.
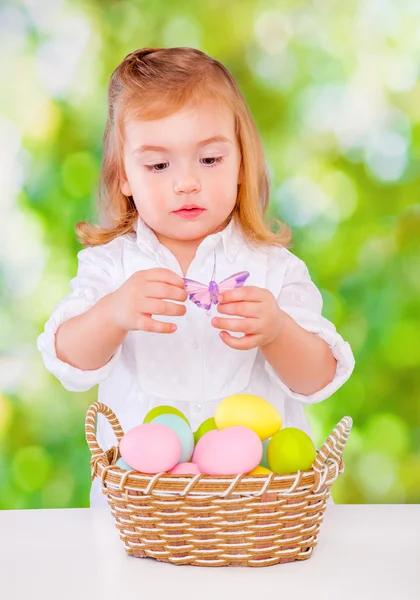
[1,505,419,600]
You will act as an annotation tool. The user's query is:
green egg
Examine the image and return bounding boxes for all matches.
[143,405,190,427]
[193,417,217,444]
[267,428,316,475]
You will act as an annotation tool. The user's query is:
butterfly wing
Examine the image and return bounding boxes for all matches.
[218,271,250,293]
[183,278,213,310]
[183,278,208,295]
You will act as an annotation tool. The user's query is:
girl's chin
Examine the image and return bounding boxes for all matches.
[153,219,226,242]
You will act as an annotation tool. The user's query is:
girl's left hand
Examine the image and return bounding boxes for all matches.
[211,286,283,350]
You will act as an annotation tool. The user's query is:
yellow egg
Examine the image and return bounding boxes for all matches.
[214,393,282,440]
[248,466,272,475]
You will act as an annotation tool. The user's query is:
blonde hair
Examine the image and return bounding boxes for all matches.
[76,47,292,249]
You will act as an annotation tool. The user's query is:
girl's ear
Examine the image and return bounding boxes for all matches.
[120,176,132,197]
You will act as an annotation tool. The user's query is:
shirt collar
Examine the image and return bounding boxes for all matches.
[134,215,243,263]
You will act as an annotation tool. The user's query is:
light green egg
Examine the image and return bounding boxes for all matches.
[259,438,270,469]
[115,457,134,471]
[152,414,194,463]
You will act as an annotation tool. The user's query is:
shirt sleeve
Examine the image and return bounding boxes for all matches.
[265,253,355,404]
[37,243,123,392]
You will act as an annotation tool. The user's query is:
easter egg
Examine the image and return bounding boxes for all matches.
[151,414,194,463]
[115,457,133,471]
[260,438,270,469]
[144,405,190,426]
[169,462,201,475]
[267,428,317,475]
[193,417,217,444]
[214,393,282,440]
[120,423,181,474]
[248,466,272,475]
[193,426,263,475]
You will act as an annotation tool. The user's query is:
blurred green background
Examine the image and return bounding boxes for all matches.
[1,0,419,509]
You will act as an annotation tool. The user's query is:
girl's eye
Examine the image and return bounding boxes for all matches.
[201,156,224,167]
[144,162,168,173]
[143,156,224,174]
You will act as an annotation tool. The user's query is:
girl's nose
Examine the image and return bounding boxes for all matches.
[174,175,201,195]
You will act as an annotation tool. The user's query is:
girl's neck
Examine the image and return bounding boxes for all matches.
[155,221,229,277]
[155,234,204,276]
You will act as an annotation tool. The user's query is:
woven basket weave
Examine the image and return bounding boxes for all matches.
[86,402,352,567]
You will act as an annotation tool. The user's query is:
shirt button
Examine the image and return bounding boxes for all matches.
[195,404,203,412]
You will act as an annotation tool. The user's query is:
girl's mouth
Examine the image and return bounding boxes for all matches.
[174,207,205,219]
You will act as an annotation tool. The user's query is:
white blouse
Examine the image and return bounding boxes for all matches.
[37,216,355,507]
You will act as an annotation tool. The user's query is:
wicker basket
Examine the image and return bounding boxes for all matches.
[86,402,352,567]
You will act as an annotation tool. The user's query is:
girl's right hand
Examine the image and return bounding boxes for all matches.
[107,268,188,334]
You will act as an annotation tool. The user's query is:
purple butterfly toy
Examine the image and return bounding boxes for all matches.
[183,253,250,314]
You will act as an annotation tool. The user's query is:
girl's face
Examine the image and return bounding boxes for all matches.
[120,100,242,246]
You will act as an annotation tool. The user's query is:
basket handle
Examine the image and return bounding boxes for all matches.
[312,416,353,471]
[85,402,125,458]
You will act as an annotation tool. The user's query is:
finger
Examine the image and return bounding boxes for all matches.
[219,331,261,350]
[145,282,188,302]
[211,316,259,335]
[143,268,186,289]
[140,298,187,317]
[219,286,264,304]
[217,301,261,318]
[136,315,177,334]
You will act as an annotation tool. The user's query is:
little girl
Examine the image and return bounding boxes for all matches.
[37,47,355,508]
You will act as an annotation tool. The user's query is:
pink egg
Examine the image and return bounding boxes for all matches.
[169,462,201,475]
[120,423,181,474]
[192,426,263,475]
